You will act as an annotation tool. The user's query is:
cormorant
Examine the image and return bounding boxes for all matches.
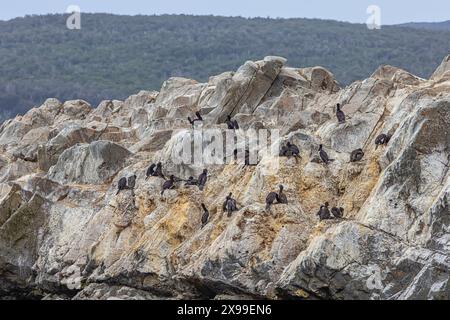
[146,164,156,179]
[279,144,289,157]
[116,177,127,195]
[319,145,334,165]
[375,134,391,149]
[265,190,278,211]
[331,207,344,219]
[317,202,331,221]
[287,142,300,157]
[223,193,238,217]
[277,185,288,204]
[350,149,365,162]
[198,169,208,191]
[265,185,288,211]
[201,203,209,228]
[152,162,165,179]
[336,103,346,124]
[161,175,175,196]
[127,175,137,189]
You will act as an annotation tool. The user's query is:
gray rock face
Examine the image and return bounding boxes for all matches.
[0,55,449,300]
[47,140,132,185]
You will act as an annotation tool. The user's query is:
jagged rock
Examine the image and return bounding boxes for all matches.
[431,54,450,81]
[47,141,133,185]
[0,55,449,300]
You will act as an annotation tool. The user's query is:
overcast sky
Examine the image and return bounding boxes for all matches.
[1,0,449,24]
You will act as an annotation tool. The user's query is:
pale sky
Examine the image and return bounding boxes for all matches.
[0,0,449,24]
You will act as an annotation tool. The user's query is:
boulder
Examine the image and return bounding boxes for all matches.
[47,141,132,185]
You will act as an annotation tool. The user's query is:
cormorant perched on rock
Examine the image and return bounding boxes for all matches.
[201,203,209,228]
[279,144,289,157]
[116,177,127,195]
[265,185,288,211]
[223,193,238,217]
[146,164,156,179]
[152,162,165,179]
[265,190,278,211]
[285,142,300,161]
[331,207,344,219]
[350,149,365,162]
[317,202,331,221]
[197,169,208,191]
[127,175,137,189]
[375,134,391,149]
[336,103,346,124]
[161,175,175,196]
[185,176,198,186]
[318,145,334,165]
[278,185,288,204]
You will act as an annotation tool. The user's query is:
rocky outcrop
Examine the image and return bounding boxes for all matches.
[0,54,449,300]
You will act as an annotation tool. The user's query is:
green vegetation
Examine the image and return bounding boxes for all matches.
[1,14,450,121]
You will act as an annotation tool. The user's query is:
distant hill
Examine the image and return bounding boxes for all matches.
[1,14,450,121]
[398,20,450,31]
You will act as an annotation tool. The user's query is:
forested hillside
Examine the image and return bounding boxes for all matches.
[1,13,450,121]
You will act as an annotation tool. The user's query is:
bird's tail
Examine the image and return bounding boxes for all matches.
[199,185,204,191]
[375,144,379,150]
[161,190,164,196]
[116,190,120,195]
[265,203,271,211]
[227,210,232,218]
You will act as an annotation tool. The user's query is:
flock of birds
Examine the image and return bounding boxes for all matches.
[115,104,392,228]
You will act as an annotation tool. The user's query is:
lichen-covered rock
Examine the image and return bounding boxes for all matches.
[0,55,449,300]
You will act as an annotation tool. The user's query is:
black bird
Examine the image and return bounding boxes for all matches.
[350,149,365,162]
[152,162,165,179]
[161,175,175,196]
[279,144,289,157]
[127,175,137,189]
[375,134,391,149]
[266,185,288,211]
[318,145,334,165]
[265,190,278,211]
[116,177,127,195]
[187,116,195,126]
[286,142,300,160]
[277,185,288,204]
[331,207,345,219]
[198,169,208,191]
[185,176,198,186]
[201,203,209,228]
[336,103,346,124]
[146,164,156,179]
[223,193,238,217]
[317,202,331,221]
